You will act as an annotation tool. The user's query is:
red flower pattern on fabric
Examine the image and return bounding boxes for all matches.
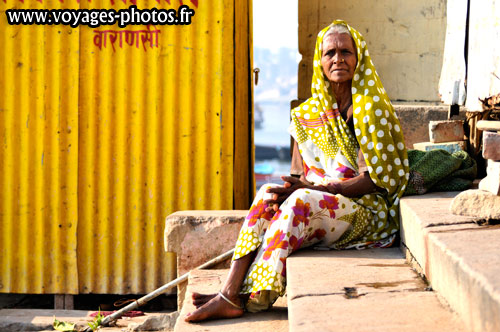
[263,230,289,261]
[307,228,327,241]
[291,198,311,227]
[246,199,273,227]
[280,257,287,277]
[303,162,310,177]
[289,235,304,252]
[319,194,339,218]
[336,162,355,180]
[269,209,282,225]
[309,165,326,178]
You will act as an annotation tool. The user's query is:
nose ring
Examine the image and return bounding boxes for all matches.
[340,58,345,63]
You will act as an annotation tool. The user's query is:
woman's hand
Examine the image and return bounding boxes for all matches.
[264,176,309,212]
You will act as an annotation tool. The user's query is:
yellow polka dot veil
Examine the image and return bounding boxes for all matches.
[290,20,409,243]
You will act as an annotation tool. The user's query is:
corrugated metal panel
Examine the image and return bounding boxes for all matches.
[1,0,252,294]
[77,0,236,293]
[234,0,254,207]
[0,0,80,294]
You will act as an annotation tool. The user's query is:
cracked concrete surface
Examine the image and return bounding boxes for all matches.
[287,248,464,332]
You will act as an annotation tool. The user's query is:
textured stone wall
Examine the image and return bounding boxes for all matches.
[298,0,447,102]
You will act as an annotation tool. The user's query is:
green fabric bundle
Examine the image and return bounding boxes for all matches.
[404,149,477,196]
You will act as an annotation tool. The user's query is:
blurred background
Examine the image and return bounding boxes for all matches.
[253,0,299,189]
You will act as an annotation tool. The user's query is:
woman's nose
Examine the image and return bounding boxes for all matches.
[333,52,345,64]
[332,52,340,64]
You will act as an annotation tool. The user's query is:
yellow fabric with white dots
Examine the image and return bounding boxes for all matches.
[291,20,409,241]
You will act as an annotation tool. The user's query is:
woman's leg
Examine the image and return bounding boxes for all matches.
[184,250,256,322]
[187,187,358,321]
[240,188,357,311]
[185,184,278,322]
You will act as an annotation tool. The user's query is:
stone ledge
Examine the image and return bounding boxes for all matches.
[400,192,500,332]
[287,248,464,332]
[164,210,247,309]
[164,209,247,275]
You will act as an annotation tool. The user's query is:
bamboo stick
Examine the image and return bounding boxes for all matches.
[83,249,235,331]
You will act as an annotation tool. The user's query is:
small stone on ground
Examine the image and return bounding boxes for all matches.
[450,189,500,219]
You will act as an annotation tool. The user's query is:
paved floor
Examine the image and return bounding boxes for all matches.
[0,308,176,332]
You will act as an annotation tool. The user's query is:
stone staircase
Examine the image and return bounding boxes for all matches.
[171,189,500,331]
[175,248,463,332]
[401,192,500,332]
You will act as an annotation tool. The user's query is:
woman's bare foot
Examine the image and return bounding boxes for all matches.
[184,293,244,322]
[192,292,217,308]
[192,292,250,309]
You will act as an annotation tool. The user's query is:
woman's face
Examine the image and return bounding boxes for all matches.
[321,32,357,84]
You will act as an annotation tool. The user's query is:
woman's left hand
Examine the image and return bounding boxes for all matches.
[264,176,308,212]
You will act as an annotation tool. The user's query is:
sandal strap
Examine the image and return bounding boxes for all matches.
[218,291,243,310]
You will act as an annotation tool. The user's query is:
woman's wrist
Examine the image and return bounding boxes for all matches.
[325,182,342,194]
[309,183,341,194]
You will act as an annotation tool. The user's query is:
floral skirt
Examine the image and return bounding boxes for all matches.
[232,183,374,312]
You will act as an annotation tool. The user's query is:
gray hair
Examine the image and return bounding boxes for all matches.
[320,24,352,52]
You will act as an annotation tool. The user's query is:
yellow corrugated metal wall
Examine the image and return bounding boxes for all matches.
[0,0,80,294]
[0,0,252,294]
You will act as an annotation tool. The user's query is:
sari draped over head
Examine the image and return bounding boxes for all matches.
[289,20,409,245]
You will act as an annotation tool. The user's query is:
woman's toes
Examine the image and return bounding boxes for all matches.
[191,293,217,308]
[191,292,204,299]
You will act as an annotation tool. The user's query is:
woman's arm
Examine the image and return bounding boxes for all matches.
[265,171,381,211]
[319,171,382,197]
[290,139,381,197]
[266,140,383,210]
[264,141,311,211]
[290,140,303,178]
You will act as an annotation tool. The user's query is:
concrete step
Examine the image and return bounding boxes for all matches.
[174,269,288,332]
[400,192,500,332]
[286,248,464,332]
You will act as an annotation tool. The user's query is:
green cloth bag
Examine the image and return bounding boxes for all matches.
[404,149,477,196]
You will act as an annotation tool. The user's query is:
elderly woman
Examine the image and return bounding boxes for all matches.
[185,20,409,322]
